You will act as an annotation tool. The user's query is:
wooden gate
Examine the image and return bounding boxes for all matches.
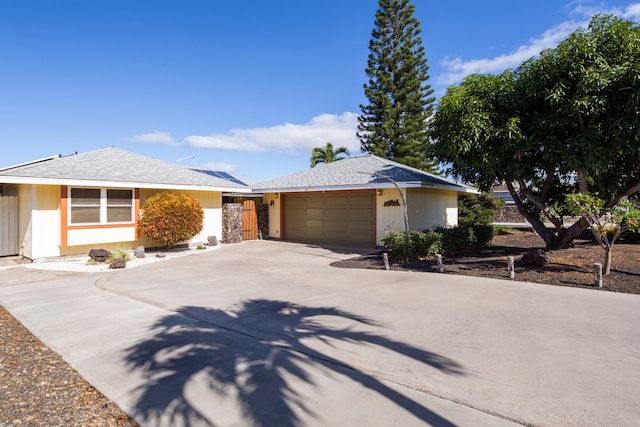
[1,195,19,256]
[242,200,258,241]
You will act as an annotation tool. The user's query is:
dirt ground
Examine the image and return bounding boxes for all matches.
[332,229,640,295]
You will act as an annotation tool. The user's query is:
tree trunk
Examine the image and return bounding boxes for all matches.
[506,182,590,249]
[604,246,612,275]
[506,181,556,246]
[547,217,590,249]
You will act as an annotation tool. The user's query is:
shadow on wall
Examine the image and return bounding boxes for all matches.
[125,300,465,426]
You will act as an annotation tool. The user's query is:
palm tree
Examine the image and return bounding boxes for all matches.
[310,142,350,167]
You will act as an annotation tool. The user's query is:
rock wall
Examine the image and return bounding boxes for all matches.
[494,205,526,223]
[222,203,243,243]
[257,203,269,239]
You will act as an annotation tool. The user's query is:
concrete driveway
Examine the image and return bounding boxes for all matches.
[1,240,639,426]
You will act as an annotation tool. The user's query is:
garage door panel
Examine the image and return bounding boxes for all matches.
[350,208,374,218]
[287,208,306,218]
[284,191,374,247]
[325,222,348,233]
[287,197,307,208]
[306,197,325,208]
[305,208,325,217]
[325,207,348,218]
[326,196,348,205]
[305,219,324,228]
[348,221,374,233]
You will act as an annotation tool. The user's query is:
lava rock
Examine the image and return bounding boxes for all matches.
[134,245,145,258]
[109,258,127,269]
[88,249,111,263]
[520,249,552,267]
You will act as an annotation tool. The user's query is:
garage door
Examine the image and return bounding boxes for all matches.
[283,191,375,247]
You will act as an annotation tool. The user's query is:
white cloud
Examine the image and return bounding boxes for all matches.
[437,2,640,86]
[185,112,361,154]
[624,2,640,18]
[199,161,237,173]
[122,131,179,146]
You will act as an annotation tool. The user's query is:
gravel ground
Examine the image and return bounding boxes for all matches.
[0,306,138,427]
[23,245,218,272]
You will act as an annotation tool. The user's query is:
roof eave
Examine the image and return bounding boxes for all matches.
[0,176,251,192]
[252,181,478,194]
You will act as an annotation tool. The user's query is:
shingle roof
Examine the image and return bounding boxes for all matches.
[0,147,248,190]
[252,154,477,193]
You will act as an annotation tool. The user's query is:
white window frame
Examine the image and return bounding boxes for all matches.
[68,187,134,225]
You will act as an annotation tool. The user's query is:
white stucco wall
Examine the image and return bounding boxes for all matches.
[264,193,281,239]
[375,187,459,244]
[407,188,459,229]
[29,185,62,259]
[375,187,406,244]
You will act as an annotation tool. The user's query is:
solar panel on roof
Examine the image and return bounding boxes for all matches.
[191,169,248,186]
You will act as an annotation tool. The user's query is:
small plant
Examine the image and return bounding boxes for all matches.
[196,244,206,250]
[566,193,640,274]
[108,247,132,263]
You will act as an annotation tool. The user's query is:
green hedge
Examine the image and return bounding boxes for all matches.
[382,225,496,261]
[381,230,442,261]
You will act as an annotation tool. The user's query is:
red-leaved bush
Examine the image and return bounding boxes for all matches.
[138,192,204,247]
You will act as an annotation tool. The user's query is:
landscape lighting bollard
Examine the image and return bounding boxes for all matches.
[436,254,444,273]
[594,263,603,287]
[383,253,390,270]
[508,256,515,279]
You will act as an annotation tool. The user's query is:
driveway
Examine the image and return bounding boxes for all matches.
[1,240,639,426]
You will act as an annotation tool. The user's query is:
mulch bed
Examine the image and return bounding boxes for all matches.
[332,229,640,295]
[0,306,138,427]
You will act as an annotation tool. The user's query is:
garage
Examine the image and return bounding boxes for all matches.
[283,191,375,247]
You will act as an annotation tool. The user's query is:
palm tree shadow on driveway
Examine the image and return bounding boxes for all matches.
[125,299,466,426]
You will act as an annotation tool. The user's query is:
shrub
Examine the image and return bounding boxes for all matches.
[458,193,505,227]
[139,192,204,247]
[382,230,442,261]
[472,224,496,247]
[437,226,476,256]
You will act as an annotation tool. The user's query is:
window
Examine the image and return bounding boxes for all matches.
[69,188,133,224]
[107,189,133,222]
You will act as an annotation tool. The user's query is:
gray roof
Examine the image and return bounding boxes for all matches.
[252,155,477,193]
[0,147,248,190]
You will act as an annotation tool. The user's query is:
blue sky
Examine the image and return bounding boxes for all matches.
[1,0,639,183]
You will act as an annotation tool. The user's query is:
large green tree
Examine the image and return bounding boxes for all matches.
[309,142,350,167]
[357,0,436,171]
[430,15,640,249]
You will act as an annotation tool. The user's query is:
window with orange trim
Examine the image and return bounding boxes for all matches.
[69,188,134,225]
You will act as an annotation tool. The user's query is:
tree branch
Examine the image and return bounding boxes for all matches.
[539,167,556,201]
[506,181,555,246]
[516,178,563,229]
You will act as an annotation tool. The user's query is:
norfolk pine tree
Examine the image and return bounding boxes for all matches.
[357,0,436,172]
